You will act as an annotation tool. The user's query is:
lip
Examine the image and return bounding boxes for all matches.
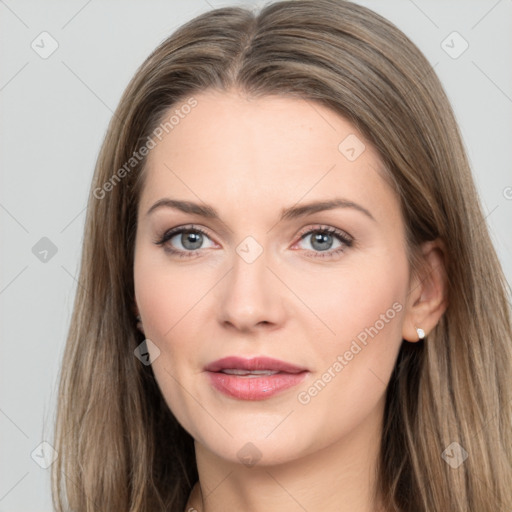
[204,356,308,401]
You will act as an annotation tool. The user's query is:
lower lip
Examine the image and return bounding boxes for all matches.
[206,371,308,400]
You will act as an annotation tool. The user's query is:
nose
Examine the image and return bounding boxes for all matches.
[216,244,287,333]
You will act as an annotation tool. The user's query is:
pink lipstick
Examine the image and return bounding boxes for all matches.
[204,356,308,400]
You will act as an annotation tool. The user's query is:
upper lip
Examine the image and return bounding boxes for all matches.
[204,356,307,374]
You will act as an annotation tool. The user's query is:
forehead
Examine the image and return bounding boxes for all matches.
[140,89,398,224]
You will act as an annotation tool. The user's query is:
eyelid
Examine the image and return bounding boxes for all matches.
[295,224,353,244]
[154,224,215,246]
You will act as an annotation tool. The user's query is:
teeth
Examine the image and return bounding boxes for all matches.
[221,369,280,376]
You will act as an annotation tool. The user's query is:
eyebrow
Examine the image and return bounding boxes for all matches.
[146,197,376,223]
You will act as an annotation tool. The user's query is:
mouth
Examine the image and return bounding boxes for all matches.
[217,369,282,377]
[204,356,308,400]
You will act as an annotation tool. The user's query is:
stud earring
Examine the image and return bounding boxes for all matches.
[416,327,426,340]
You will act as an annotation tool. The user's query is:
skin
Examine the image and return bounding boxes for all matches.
[133,89,447,512]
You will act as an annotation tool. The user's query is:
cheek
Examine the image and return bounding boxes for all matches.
[339,271,404,347]
[298,253,407,355]
[296,250,408,422]
[134,242,201,333]
[133,248,209,431]
[133,247,201,360]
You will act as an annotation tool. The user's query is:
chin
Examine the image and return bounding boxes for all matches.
[183,407,337,470]
[199,433,312,469]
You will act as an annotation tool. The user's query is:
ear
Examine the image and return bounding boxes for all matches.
[402,239,448,342]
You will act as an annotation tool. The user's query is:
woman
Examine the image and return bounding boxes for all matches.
[52,1,512,511]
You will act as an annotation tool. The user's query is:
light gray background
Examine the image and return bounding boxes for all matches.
[1,0,511,510]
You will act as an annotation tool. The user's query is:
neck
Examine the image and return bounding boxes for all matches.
[186,402,386,512]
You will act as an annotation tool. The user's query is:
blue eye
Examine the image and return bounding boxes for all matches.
[296,226,353,259]
[155,226,215,257]
[154,224,353,260]
[171,230,206,250]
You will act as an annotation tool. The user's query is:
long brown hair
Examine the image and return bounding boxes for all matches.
[52,1,512,510]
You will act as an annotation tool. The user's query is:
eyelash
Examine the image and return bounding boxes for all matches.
[154,224,354,260]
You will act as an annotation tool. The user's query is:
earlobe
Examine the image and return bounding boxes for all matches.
[403,322,428,343]
[402,239,448,342]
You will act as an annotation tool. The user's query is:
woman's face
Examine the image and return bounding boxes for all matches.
[134,89,413,466]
